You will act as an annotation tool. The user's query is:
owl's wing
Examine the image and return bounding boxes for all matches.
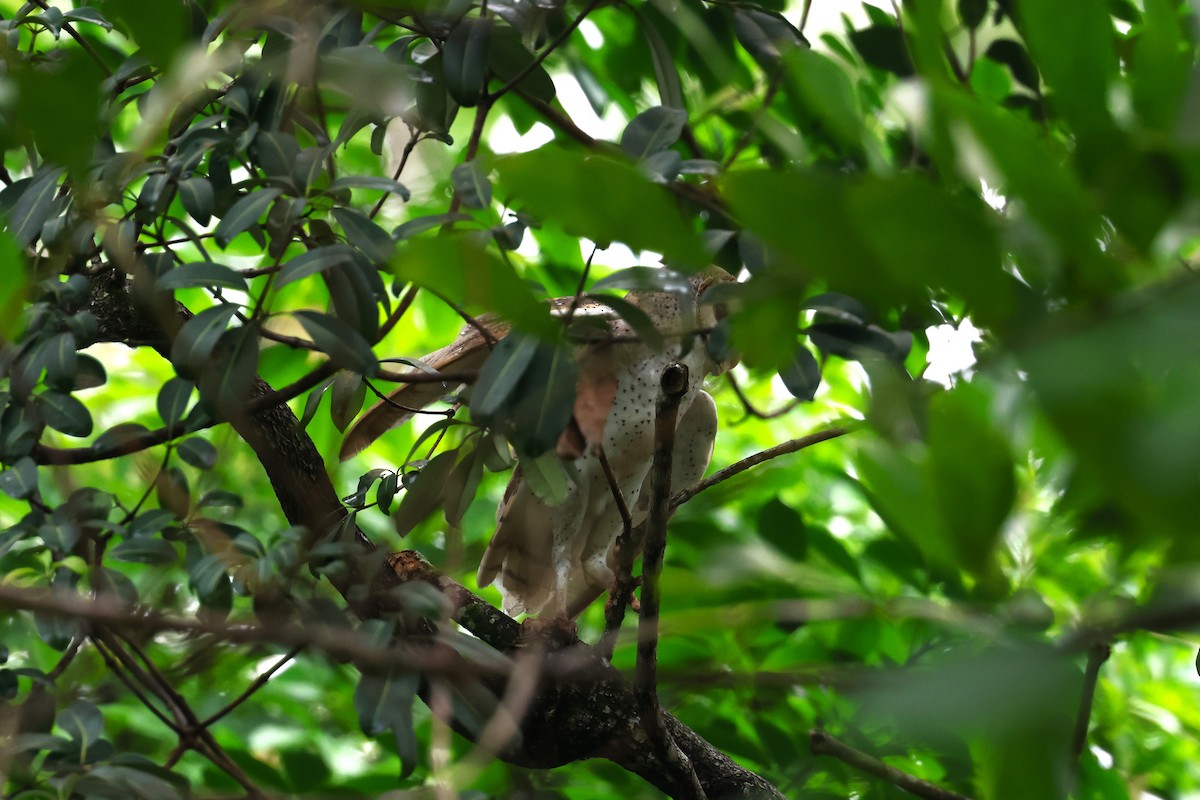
[338,322,503,461]
[339,298,622,461]
[477,466,563,617]
[563,389,720,618]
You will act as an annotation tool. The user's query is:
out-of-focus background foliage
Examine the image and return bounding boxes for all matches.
[1,0,1200,797]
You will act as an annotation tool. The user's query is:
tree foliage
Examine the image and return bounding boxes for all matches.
[1,0,1199,798]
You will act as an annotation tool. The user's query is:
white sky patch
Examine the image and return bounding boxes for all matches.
[489,117,555,154]
[549,70,627,141]
[578,19,605,49]
[924,320,982,387]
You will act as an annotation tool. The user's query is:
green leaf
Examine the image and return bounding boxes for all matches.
[784,48,865,154]
[376,470,399,516]
[293,311,379,376]
[111,537,178,565]
[451,161,492,209]
[985,39,1039,91]
[330,370,366,433]
[507,341,579,458]
[156,263,248,292]
[213,188,283,248]
[157,377,195,426]
[849,24,914,77]
[5,168,63,248]
[0,230,27,341]
[176,437,218,470]
[276,245,355,289]
[170,304,241,378]
[778,345,820,400]
[393,450,457,537]
[15,52,101,177]
[756,498,808,562]
[494,146,708,267]
[635,8,684,109]
[298,378,334,430]
[37,391,93,437]
[195,328,259,419]
[179,178,213,226]
[354,667,419,778]
[252,131,300,184]
[443,16,493,107]
[0,457,38,500]
[390,234,553,337]
[1018,0,1116,132]
[733,8,805,67]
[469,333,538,423]
[392,212,471,240]
[958,0,988,29]
[332,207,395,262]
[487,26,554,103]
[518,449,569,505]
[327,175,411,200]
[621,106,687,161]
[42,332,78,390]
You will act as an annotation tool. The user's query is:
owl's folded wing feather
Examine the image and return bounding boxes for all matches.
[338,323,503,461]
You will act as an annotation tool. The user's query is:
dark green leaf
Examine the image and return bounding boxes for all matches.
[6,168,63,248]
[778,345,821,400]
[393,450,457,537]
[176,437,217,470]
[849,24,914,77]
[959,0,988,28]
[507,341,579,458]
[469,333,538,423]
[38,391,92,437]
[443,17,493,107]
[985,39,1039,91]
[157,377,194,426]
[0,457,38,499]
[621,106,687,161]
[299,378,334,430]
[327,176,411,200]
[42,332,78,389]
[170,304,241,378]
[733,8,805,67]
[111,537,178,565]
[179,178,213,226]
[277,245,355,289]
[330,370,366,433]
[213,188,283,248]
[293,310,379,376]
[157,262,248,292]
[376,470,399,516]
[494,146,708,267]
[332,207,395,262]
[392,213,471,240]
[451,161,492,209]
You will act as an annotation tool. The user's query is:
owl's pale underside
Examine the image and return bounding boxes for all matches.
[340,268,735,618]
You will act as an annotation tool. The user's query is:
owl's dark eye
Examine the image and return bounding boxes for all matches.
[713,302,730,321]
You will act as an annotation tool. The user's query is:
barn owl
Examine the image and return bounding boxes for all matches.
[340,267,735,618]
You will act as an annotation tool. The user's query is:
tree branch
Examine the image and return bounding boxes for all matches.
[809,729,971,800]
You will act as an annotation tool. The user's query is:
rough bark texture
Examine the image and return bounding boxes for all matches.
[80,271,786,800]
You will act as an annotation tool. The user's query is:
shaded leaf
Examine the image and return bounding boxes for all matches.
[213,188,283,248]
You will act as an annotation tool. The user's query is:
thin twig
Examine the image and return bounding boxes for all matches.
[28,0,113,77]
[598,445,637,660]
[371,126,422,219]
[486,0,604,103]
[724,371,801,420]
[201,645,305,729]
[0,585,507,677]
[636,363,706,800]
[670,426,852,508]
[809,730,972,800]
[1068,642,1111,796]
